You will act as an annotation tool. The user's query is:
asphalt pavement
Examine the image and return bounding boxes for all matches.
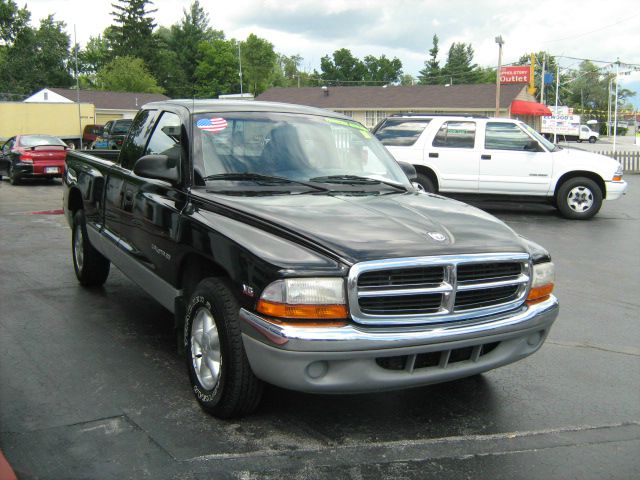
[0,176,639,479]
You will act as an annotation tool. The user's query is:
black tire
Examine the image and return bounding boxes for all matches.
[184,277,263,418]
[589,136,597,144]
[416,172,437,193]
[556,177,602,220]
[9,166,20,185]
[72,210,110,286]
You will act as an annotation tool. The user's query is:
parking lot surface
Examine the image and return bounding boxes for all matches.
[1,176,639,479]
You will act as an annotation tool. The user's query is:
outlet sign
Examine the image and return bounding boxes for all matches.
[500,66,530,84]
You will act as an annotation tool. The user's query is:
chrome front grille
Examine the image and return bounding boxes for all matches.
[347,253,531,325]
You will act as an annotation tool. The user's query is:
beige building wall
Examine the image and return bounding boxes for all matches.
[0,102,95,140]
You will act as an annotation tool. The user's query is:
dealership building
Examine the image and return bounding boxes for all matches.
[257,83,551,129]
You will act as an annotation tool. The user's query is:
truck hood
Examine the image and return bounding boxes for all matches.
[552,147,620,176]
[198,191,528,265]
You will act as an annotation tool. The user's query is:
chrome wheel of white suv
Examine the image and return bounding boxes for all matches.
[556,177,602,220]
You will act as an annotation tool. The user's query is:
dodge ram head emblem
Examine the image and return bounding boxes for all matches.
[427,232,446,242]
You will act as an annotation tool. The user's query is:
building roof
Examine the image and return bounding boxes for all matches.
[256,84,530,110]
[47,88,170,110]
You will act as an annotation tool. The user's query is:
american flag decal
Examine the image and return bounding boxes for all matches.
[196,117,228,132]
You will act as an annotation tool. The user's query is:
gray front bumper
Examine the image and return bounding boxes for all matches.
[240,296,559,394]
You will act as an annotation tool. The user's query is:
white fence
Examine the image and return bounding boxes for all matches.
[594,151,640,173]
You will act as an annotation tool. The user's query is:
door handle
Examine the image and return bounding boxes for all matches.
[428,152,439,158]
[481,154,492,160]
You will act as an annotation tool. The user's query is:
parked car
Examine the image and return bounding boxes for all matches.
[0,134,67,184]
[373,114,628,219]
[63,100,558,418]
[90,119,132,150]
[82,124,104,146]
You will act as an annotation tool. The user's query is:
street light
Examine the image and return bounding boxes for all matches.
[495,35,504,117]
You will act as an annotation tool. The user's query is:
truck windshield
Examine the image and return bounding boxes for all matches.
[521,123,557,151]
[192,112,411,189]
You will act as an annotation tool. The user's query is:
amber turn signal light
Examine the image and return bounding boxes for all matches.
[526,283,554,304]
[257,300,348,320]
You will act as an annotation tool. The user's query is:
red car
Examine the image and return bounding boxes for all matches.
[0,134,68,184]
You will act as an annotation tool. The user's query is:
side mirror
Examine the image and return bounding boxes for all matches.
[525,140,542,152]
[397,161,418,182]
[133,154,179,184]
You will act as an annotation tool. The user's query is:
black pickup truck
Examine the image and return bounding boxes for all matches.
[63,100,559,418]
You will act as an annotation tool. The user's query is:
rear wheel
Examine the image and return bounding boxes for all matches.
[9,166,20,185]
[556,177,602,220]
[416,172,437,193]
[72,210,110,286]
[185,277,263,418]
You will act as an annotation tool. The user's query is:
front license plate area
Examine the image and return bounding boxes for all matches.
[45,167,60,174]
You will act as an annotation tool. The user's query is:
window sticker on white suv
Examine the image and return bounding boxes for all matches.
[432,121,475,149]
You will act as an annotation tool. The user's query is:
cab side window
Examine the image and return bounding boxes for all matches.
[2,138,15,153]
[119,110,157,169]
[145,112,182,162]
[374,119,431,146]
[432,121,476,148]
[485,122,533,151]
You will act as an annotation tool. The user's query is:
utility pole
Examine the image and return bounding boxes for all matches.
[554,64,560,144]
[238,41,243,95]
[495,35,504,117]
[613,59,620,153]
[607,77,613,137]
[540,54,546,104]
[74,25,82,150]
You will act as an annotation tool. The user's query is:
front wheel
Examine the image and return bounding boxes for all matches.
[185,278,263,418]
[416,172,437,193]
[72,210,110,286]
[589,136,597,144]
[556,177,603,220]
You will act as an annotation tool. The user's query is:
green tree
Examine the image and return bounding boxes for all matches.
[399,74,415,86]
[320,48,366,84]
[151,30,189,97]
[0,12,74,96]
[418,34,441,85]
[475,66,496,84]
[96,55,163,92]
[363,54,403,84]
[194,38,237,97]
[78,34,112,75]
[271,53,310,87]
[34,15,74,88]
[440,42,481,84]
[167,1,222,96]
[107,0,157,66]
[241,34,276,95]
[0,0,30,44]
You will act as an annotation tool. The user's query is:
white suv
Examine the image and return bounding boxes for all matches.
[374,114,627,219]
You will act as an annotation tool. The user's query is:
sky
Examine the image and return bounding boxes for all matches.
[24,0,640,107]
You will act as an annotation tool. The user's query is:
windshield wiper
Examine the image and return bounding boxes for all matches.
[310,175,407,192]
[203,172,329,191]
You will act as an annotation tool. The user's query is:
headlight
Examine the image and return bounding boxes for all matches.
[257,278,348,320]
[613,163,623,181]
[527,262,555,304]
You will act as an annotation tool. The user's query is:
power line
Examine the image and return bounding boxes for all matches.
[543,13,640,43]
